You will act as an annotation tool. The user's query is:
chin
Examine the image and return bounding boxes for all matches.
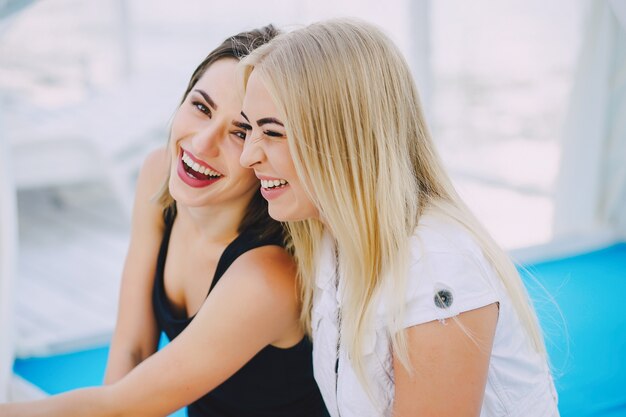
[267,206,290,222]
[168,179,198,208]
[269,205,317,222]
[267,204,301,222]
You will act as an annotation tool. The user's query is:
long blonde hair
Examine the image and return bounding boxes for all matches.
[241,19,546,384]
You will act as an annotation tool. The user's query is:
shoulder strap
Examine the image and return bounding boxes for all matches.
[208,229,283,293]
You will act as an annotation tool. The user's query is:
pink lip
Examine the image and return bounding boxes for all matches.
[177,151,222,188]
[256,174,283,181]
[260,184,289,200]
[183,150,221,174]
[254,173,289,200]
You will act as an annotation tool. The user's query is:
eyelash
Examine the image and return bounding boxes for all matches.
[192,101,212,117]
[237,128,284,140]
[264,130,284,138]
[232,131,246,140]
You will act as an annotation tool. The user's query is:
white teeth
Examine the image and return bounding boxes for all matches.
[261,179,288,189]
[182,152,222,177]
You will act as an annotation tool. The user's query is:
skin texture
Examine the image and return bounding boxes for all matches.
[392,304,498,417]
[239,71,319,222]
[168,59,260,212]
[239,70,500,417]
[0,60,303,417]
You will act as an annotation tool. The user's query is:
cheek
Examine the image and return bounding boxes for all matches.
[243,170,259,186]
[228,144,256,182]
[169,108,190,144]
[296,186,315,209]
[170,109,183,132]
[168,174,180,199]
[236,166,260,187]
[289,174,318,214]
[168,130,182,156]
[168,141,180,170]
[269,144,298,178]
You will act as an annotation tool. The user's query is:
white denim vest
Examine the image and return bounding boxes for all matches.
[311,214,560,417]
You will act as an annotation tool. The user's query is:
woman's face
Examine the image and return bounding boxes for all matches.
[239,71,319,221]
[168,59,258,209]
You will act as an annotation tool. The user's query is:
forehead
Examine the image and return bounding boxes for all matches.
[242,70,280,116]
[193,58,239,106]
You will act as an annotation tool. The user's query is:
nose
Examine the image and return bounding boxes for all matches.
[240,134,264,168]
[191,122,224,158]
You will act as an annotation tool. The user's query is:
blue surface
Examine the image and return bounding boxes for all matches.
[521,243,626,417]
[14,335,185,417]
[13,243,626,416]
[14,345,110,395]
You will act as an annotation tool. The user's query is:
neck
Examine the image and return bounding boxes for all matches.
[175,200,248,244]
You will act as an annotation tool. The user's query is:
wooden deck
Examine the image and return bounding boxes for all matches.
[15,185,130,358]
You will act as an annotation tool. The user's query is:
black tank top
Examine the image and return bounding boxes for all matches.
[152,206,329,417]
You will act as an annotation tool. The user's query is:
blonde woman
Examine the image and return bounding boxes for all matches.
[0,26,328,417]
[238,19,560,417]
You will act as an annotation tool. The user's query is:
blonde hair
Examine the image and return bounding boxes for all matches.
[241,19,546,387]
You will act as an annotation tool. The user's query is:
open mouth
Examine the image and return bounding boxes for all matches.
[260,178,289,190]
[181,151,223,181]
[176,150,224,188]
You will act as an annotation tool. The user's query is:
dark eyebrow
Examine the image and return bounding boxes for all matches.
[257,117,284,127]
[241,111,250,122]
[193,89,217,110]
[232,120,252,130]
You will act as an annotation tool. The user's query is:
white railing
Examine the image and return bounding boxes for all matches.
[0,99,18,403]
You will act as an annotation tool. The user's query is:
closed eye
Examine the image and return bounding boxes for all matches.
[264,130,284,138]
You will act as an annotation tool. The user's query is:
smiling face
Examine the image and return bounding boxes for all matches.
[239,70,319,222]
[168,58,259,210]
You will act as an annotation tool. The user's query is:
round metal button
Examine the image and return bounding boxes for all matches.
[434,289,453,309]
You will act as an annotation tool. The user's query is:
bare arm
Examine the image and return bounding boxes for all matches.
[104,148,168,384]
[0,243,300,417]
[392,303,498,417]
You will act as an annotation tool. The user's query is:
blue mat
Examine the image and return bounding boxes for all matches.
[13,243,626,417]
[520,243,626,417]
[14,345,110,396]
[13,335,185,417]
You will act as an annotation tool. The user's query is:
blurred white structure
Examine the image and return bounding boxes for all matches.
[9,72,181,215]
[0,104,18,402]
[3,0,184,217]
[554,0,626,242]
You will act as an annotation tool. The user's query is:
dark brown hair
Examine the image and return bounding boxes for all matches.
[180,25,281,105]
[158,25,285,242]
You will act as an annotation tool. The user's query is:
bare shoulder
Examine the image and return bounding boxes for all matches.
[221,245,298,311]
[202,244,301,346]
[237,244,295,276]
[136,147,170,196]
[232,244,297,290]
[129,147,170,235]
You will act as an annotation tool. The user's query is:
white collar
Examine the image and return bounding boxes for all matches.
[315,230,337,291]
